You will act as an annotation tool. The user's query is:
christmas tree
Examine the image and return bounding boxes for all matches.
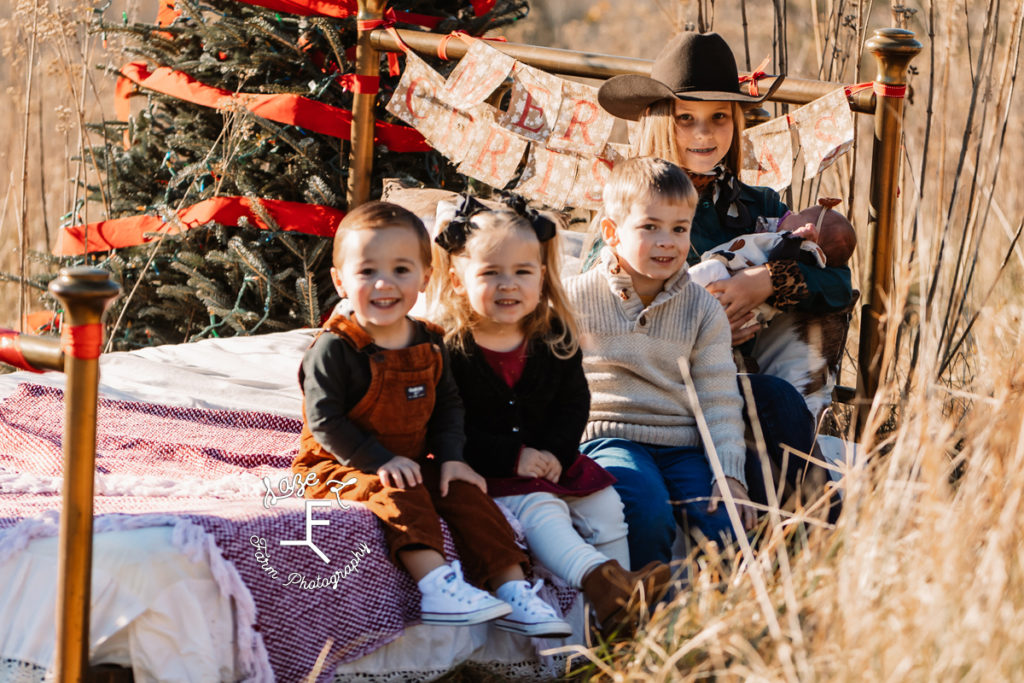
[34,0,528,349]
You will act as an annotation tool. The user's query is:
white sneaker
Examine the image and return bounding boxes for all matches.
[418,561,512,626]
[493,579,573,638]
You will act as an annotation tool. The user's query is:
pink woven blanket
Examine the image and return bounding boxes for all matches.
[0,383,575,681]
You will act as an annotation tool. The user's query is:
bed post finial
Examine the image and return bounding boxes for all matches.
[48,266,120,683]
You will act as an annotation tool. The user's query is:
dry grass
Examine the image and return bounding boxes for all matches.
[3,0,1024,680]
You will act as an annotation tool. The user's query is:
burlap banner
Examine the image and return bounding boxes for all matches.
[740,114,793,192]
[546,80,614,156]
[562,142,628,209]
[385,47,858,209]
[790,88,854,179]
[515,146,578,208]
[496,63,563,143]
[385,51,447,128]
[441,39,516,109]
[457,119,529,187]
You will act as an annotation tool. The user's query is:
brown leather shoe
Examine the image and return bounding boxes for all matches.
[580,559,673,637]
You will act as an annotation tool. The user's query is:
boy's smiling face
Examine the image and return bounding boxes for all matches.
[331,225,431,347]
[602,196,694,298]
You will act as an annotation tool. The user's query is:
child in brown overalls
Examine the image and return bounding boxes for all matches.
[293,201,570,637]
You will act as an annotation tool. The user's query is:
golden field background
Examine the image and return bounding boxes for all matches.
[2,0,1024,680]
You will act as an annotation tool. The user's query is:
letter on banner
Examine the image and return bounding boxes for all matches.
[740,115,793,191]
[790,88,854,178]
[441,39,516,109]
[457,119,529,188]
[425,103,495,166]
[515,145,578,209]
[547,81,614,156]
[497,63,563,142]
[385,52,447,128]
[565,154,617,210]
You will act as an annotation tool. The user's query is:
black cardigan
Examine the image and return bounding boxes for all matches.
[447,334,590,479]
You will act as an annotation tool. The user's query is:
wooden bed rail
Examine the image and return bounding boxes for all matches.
[1,267,120,683]
[348,4,921,432]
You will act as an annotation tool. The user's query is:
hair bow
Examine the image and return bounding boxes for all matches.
[498,192,557,242]
[434,194,489,253]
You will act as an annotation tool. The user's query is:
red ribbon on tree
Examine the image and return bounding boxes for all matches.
[115,61,430,151]
[471,0,496,16]
[336,73,380,94]
[56,197,346,255]
[230,0,442,28]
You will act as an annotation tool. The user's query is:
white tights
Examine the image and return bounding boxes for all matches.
[497,487,630,588]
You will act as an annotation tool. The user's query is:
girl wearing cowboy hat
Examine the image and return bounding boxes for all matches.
[596,32,850,525]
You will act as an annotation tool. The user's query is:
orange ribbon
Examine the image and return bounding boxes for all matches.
[115,61,430,151]
[436,31,508,60]
[0,332,42,373]
[56,196,346,255]
[356,21,412,76]
[739,56,772,97]
[873,82,907,98]
[842,81,906,100]
[61,323,104,361]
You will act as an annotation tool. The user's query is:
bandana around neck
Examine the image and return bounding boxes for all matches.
[686,164,754,233]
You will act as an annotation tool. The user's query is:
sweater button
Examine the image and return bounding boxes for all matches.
[639,315,647,326]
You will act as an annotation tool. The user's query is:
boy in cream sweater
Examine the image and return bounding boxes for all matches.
[567,157,755,568]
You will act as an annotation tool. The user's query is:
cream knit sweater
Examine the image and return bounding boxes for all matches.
[566,247,747,486]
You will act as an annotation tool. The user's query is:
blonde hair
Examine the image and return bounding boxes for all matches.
[631,99,745,175]
[431,209,580,359]
[603,156,698,224]
[332,201,432,269]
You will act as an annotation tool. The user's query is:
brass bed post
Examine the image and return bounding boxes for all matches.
[48,267,120,682]
[857,28,921,434]
[347,0,386,209]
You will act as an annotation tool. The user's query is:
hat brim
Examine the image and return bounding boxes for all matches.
[597,73,785,121]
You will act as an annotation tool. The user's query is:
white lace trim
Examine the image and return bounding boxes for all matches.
[329,654,569,682]
[0,512,273,682]
[0,657,48,683]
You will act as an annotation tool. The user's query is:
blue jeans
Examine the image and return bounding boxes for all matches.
[580,438,736,568]
[739,373,841,523]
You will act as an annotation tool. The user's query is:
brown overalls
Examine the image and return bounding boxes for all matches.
[293,315,527,586]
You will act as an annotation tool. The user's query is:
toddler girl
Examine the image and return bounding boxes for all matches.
[431,194,671,636]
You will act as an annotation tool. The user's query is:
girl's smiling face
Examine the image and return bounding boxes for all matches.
[673,99,735,174]
[451,225,544,343]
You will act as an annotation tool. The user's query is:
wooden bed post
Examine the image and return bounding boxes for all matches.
[48,267,120,682]
[857,28,921,433]
[347,0,385,209]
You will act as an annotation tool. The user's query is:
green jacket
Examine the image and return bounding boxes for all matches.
[688,180,854,313]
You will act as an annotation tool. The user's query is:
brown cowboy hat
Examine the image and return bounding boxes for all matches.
[597,32,784,121]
